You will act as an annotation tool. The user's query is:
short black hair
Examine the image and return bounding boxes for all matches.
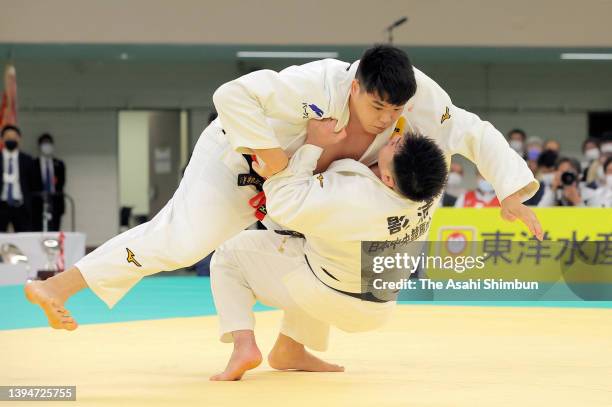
[356,45,415,106]
[1,125,21,138]
[38,133,54,145]
[582,137,599,152]
[392,132,448,202]
[507,128,526,141]
[537,149,558,168]
[556,156,581,173]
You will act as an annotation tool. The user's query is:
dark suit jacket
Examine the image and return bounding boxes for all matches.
[0,150,35,210]
[32,156,66,215]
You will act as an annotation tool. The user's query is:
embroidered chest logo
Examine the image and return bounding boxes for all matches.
[440,106,451,124]
[302,102,324,119]
[316,174,324,188]
[126,248,142,267]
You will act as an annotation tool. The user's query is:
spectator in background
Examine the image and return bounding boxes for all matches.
[32,133,66,231]
[580,138,600,184]
[0,125,35,231]
[589,156,612,208]
[538,157,593,207]
[525,136,543,174]
[454,172,500,208]
[507,128,527,159]
[585,132,612,185]
[525,149,558,206]
[543,139,561,154]
[441,162,465,207]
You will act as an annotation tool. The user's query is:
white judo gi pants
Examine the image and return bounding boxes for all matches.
[211,230,396,352]
[76,123,259,308]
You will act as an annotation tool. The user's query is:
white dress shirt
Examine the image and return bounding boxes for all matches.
[2,149,23,203]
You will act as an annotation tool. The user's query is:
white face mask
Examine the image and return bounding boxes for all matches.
[477,179,495,193]
[540,173,555,186]
[607,174,612,189]
[509,140,524,154]
[584,148,600,161]
[40,143,54,156]
[447,172,463,187]
[602,143,612,154]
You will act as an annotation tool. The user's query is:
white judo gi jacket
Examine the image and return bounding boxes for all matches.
[214,59,539,203]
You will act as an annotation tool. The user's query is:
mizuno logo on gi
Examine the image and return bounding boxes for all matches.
[126,248,142,267]
[317,174,324,188]
[440,106,451,124]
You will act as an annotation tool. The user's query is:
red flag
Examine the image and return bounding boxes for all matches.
[0,64,18,132]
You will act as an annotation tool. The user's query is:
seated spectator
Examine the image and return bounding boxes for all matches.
[454,172,500,208]
[588,157,612,208]
[507,128,527,159]
[538,157,594,207]
[526,136,543,174]
[543,139,561,153]
[585,132,612,185]
[441,162,465,207]
[524,149,558,206]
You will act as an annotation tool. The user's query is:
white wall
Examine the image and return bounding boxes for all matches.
[118,111,149,216]
[5,58,612,245]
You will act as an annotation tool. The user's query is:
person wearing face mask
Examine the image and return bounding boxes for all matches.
[441,162,465,207]
[586,133,612,185]
[581,138,600,183]
[32,133,66,231]
[589,157,612,208]
[0,125,35,231]
[523,149,558,206]
[507,128,527,160]
[538,157,593,207]
[525,137,543,174]
[454,171,500,208]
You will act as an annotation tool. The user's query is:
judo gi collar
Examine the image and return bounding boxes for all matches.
[327,158,407,201]
[332,60,359,133]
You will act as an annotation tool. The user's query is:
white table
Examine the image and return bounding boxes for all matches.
[0,232,86,286]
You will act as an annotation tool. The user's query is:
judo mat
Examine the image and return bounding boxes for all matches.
[1,277,611,407]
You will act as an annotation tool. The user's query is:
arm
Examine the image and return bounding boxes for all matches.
[263,119,358,238]
[263,145,371,239]
[411,69,542,238]
[212,62,328,155]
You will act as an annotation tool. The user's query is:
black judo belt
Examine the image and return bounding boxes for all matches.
[238,154,267,221]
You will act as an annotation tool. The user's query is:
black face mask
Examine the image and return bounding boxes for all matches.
[4,140,18,151]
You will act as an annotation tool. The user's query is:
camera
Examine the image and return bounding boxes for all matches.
[561,171,577,186]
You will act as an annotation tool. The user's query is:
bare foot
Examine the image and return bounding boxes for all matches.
[24,281,78,331]
[268,334,344,373]
[210,341,263,381]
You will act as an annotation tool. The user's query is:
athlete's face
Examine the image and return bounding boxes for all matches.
[377,133,405,189]
[350,80,405,135]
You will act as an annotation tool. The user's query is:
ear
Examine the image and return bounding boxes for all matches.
[381,171,395,189]
[351,79,360,95]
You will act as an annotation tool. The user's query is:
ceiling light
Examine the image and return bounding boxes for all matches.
[236,51,338,59]
[561,53,612,60]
